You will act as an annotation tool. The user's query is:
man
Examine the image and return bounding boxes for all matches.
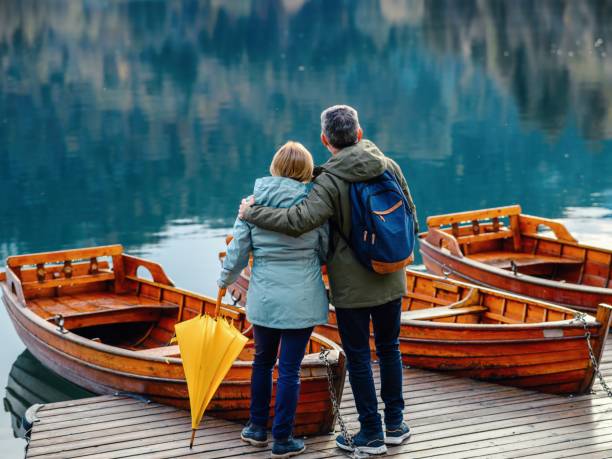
[239,105,417,455]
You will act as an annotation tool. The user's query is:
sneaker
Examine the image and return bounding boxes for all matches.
[240,422,268,447]
[385,422,411,445]
[271,436,306,458]
[336,431,387,455]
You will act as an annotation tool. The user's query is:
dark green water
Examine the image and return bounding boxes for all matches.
[1,0,612,454]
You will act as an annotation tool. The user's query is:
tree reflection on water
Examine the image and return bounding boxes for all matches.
[0,0,611,258]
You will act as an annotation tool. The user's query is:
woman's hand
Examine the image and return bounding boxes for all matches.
[238,196,255,219]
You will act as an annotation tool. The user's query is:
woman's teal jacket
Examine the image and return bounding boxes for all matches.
[218,176,329,329]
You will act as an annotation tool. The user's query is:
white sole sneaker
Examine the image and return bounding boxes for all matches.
[271,446,306,458]
[385,430,411,445]
[336,441,388,455]
[240,433,268,447]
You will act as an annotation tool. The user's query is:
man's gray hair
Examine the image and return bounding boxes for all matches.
[320,105,361,149]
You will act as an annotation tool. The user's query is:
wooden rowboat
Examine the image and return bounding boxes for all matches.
[0,245,346,436]
[419,204,612,314]
[222,252,611,394]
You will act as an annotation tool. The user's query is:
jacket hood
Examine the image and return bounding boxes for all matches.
[321,139,386,183]
[253,176,310,208]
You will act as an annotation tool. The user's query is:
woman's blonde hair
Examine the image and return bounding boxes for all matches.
[269,141,314,182]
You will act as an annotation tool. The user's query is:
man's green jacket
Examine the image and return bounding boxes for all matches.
[242,139,418,309]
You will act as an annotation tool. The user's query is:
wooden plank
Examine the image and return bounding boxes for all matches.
[27,418,238,458]
[22,272,115,291]
[19,261,111,283]
[8,245,123,268]
[338,390,612,432]
[403,422,612,458]
[35,401,178,427]
[518,439,612,459]
[36,399,150,422]
[29,398,612,457]
[431,280,459,293]
[33,412,235,446]
[299,411,612,459]
[519,214,578,243]
[36,395,129,412]
[456,229,514,245]
[130,277,243,321]
[403,290,453,306]
[401,305,487,321]
[60,305,177,330]
[483,312,523,324]
[426,205,522,228]
[136,345,181,358]
[471,430,612,458]
[424,228,463,257]
[123,255,174,286]
[509,214,523,251]
[32,406,184,436]
[5,267,26,303]
[104,406,612,459]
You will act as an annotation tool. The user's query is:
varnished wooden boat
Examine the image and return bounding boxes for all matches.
[419,205,612,314]
[0,245,346,436]
[223,252,611,394]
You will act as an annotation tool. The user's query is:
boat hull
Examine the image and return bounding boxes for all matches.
[316,311,596,394]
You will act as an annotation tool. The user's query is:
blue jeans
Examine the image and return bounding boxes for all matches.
[250,325,313,439]
[335,298,404,435]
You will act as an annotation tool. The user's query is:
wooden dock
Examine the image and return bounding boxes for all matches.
[26,337,612,459]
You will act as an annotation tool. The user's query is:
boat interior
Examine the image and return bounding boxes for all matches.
[422,205,612,289]
[402,270,584,326]
[2,245,328,361]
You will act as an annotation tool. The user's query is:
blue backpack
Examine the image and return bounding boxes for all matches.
[346,170,416,274]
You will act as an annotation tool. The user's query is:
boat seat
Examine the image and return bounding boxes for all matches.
[136,345,181,358]
[402,305,487,322]
[48,304,178,330]
[469,251,583,270]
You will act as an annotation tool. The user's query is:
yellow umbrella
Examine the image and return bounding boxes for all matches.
[175,288,249,448]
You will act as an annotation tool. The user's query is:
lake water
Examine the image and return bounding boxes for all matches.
[1,0,612,455]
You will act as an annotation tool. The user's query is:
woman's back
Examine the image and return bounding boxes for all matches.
[219,176,328,329]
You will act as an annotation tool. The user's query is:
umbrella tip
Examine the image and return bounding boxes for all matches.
[189,428,196,449]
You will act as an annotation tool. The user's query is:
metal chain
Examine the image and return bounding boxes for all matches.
[319,349,368,458]
[572,312,612,397]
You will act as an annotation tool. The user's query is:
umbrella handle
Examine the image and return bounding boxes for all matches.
[215,288,227,317]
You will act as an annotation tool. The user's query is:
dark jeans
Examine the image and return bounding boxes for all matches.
[335,298,404,435]
[250,324,313,439]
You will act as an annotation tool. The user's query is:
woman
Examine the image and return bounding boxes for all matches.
[218,141,328,458]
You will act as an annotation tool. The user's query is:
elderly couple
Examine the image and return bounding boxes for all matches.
[218,105,418,458]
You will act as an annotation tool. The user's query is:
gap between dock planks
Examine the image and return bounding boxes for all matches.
[26,336,612,459]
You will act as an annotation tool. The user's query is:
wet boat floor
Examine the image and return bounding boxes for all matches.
[26,336,612,459]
